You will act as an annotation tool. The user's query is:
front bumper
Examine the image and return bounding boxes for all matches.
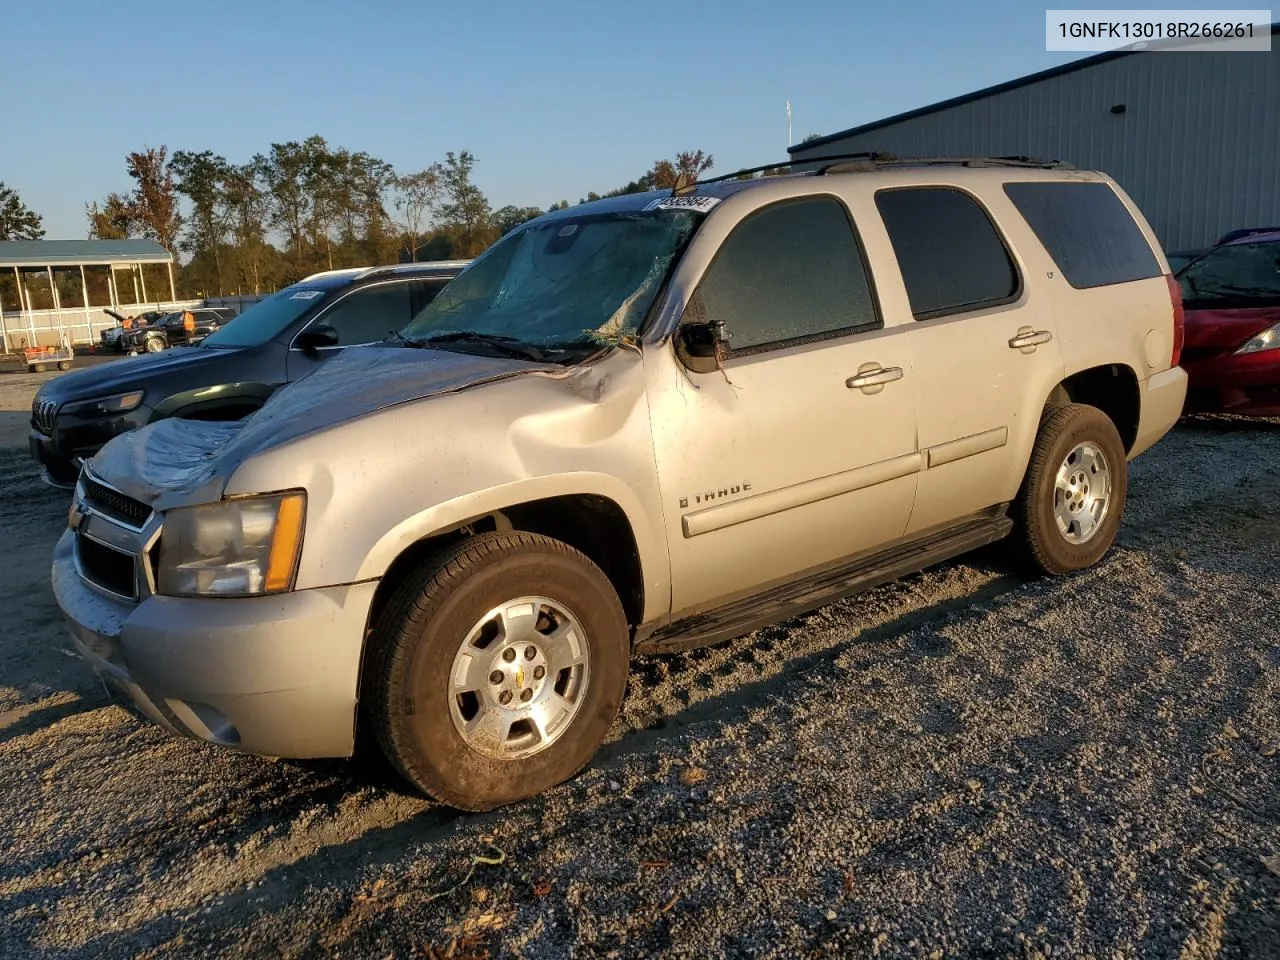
[29,430,82,487]
[1130,365,1189,458]
[1182,349,1280,417]
[28,406,153,481]
[52,529,378,758]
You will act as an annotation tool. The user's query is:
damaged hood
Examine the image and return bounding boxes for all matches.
[87,345,559,509]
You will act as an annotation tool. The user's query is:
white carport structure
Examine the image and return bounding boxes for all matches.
[0,239,195,351]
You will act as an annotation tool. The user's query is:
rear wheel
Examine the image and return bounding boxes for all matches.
[367,531,629,811]
[144,336,165,353]
[57,360,71,371]
[1008,403,1128,575]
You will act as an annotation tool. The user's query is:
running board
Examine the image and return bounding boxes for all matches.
[635,511,1013,655]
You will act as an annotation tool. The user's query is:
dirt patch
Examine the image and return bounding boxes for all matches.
[0,416,1277,959]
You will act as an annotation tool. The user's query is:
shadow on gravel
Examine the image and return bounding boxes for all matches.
[0,695,110,745]
[52,802,468,960]
[1178,413,1280,434]
[597,570,1025,766]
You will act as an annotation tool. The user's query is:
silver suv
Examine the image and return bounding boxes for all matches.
[53,158,1188,810]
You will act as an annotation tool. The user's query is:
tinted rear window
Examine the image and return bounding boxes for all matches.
[875,187,1019,320]
[1003,182,1162,289]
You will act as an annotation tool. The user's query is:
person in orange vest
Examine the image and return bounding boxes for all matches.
[121,315,134,331]
[182,310,196,345]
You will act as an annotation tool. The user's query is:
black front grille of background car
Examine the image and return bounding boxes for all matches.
[75,533,137,599]
[83,476,152,528]
[32,398,57,434]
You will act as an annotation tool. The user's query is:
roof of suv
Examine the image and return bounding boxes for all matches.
[1224,230,1280,246]
[538,156,1098,223]
[300,261,471,284]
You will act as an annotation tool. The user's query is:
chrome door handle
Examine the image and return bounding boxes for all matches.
[846,366,904,389]
[1008,328,1053,350]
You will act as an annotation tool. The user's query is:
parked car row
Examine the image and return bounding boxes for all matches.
[1177,229,1280,417]
[99,310,167,351]
[31,262,468,485]
[43,158,1190,810]
[121,306,239,353]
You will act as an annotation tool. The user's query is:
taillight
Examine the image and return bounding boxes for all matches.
[1165,274,1185,367]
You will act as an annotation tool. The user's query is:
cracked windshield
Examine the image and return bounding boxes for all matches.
[401,209,701,351]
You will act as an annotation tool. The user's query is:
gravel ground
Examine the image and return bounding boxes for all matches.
[0,381,1276,958]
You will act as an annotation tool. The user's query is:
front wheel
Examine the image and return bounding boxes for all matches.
[367,532,630,810]
[144,336,165,353]
[1008,403,1128,576]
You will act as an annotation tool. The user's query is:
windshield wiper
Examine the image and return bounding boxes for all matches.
[419,331,556,362]
[388,329,427,348]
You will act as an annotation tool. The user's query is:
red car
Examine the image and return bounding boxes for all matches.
[1177,230,1280,417]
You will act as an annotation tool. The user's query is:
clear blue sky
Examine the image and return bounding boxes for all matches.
[1,0,1147,238]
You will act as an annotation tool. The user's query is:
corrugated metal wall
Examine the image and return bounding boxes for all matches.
[791,50,1280,252]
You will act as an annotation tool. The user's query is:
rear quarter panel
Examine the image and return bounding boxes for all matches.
[1054,175,1176,383]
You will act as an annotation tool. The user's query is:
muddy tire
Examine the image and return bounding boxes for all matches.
[367,531,629,811]
[1008,403,1128,576]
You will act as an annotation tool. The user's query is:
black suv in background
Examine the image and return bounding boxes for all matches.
[122,306,239,353]
[30,261,469,486]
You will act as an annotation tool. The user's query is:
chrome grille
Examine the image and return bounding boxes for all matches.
[32,397,58,434]
[82,476,152,528]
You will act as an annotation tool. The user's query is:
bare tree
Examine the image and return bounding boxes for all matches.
[392,165,443,261]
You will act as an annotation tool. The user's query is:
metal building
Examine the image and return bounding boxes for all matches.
[788,25,1280,252]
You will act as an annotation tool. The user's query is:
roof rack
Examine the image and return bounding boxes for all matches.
[694,151,1075,186]
[299,267,364,282]
[354,260,472,280]
[814,154,1075,174]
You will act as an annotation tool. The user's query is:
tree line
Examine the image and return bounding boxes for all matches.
[2,135,824,303]
[77,142,733,298]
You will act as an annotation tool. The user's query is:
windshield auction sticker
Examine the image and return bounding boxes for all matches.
[643,195,723,213]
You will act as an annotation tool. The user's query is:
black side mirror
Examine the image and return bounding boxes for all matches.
[675,320,730,374]
[296,324,340,355]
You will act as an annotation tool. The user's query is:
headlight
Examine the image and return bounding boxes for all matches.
[62,391,144,417]
[157,492,306,597]
[1236,322,1280,354]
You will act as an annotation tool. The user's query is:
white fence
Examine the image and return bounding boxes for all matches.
[0,294,268,352]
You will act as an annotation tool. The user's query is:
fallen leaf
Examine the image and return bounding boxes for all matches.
[1261,743,1277,758]
[1262,854,1280,877]
[662,895,679,913]
[966,779,982,792]
[533,881,552,897]
[1224,719,1241,739]
[680,766,708,786]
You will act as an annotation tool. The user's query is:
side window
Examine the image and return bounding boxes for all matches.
[408,278,450,317]
[314,282,413,346]
[875,187,1019,320]
[687,196,880,353]
[1003,181,1162,289]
